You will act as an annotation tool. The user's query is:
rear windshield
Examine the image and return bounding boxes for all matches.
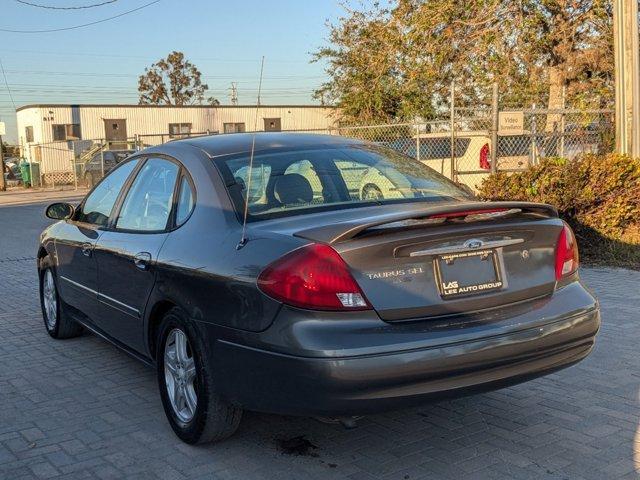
[218,145,470,220]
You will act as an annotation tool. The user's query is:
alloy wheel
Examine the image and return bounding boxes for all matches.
[42,269,57,330]
[164,329,198,424]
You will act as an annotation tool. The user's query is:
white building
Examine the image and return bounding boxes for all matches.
[16,104,337,183]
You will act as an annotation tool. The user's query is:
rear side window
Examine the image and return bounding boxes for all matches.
[77,159,139,226]
[116,158,179,231]
[175,176,195,225]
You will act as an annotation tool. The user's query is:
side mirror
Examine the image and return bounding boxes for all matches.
[45,202,75,220]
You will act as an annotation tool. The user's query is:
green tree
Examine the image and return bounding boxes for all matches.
[138,51,219,106]
[314,0,613,125]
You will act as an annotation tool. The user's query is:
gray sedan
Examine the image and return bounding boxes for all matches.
[38,133,600,444]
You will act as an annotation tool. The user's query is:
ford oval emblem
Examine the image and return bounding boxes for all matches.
[464,239,484,249]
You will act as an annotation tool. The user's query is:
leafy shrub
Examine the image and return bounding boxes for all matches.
[477,154,640,268]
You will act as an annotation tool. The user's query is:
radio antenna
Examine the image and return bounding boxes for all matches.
[237,56,265,250]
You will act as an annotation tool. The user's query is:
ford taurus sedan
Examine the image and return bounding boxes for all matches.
[38,133,600,444]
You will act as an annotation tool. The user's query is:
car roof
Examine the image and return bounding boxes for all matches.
[177,132,367,158]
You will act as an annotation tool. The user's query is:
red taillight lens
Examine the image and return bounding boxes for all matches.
[555,223,579,280]
[479,143,491,170]
[257,244,371,311]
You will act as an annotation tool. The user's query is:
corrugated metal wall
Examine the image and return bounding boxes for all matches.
[17,105,337,172]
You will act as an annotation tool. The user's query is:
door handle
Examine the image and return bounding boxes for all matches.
[81,243,93,257]
[133,252,152,270]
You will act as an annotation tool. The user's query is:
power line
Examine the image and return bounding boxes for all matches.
[0,0,160,33]
[0,59,16,110]
[2,69,327,81]
[2,82,319,93]
[0,49,316,64]
[15,0,119,10]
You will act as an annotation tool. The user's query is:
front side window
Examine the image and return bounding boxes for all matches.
[25,126,34,143]
[77,159,139,226]
[222,146,470,220]
[116,158,179,231]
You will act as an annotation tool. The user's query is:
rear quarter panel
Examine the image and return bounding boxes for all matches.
[147,144,298,348]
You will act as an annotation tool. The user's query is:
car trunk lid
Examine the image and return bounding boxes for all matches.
[292,202,561,321]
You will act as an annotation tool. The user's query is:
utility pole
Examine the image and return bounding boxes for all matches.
[230,82,238,106]
[0,130,6,192]
[613,0,640,157]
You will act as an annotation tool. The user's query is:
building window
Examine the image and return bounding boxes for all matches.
[169,123,192,138]
[52,124,81,141]
[263,118,282,132]
[223,122,246,134]
[25,126,34,143]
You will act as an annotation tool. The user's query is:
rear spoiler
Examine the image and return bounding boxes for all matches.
[293,202,558,244]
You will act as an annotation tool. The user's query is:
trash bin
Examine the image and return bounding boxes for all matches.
[20,162,40,187]
[20,162,30,186]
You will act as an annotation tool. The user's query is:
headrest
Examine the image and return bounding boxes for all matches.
[273,173,313,205]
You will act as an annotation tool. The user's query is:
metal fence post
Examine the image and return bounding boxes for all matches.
[0,134,6,192]
[559,112,566,158]
[28,145,34,188]
[415,121,421,163]
[450,81,456,181]
[101,147,105,179]
[559,85,566,158]
[73,154,78,191]
[531,104,538,165]
[491,82,499,174]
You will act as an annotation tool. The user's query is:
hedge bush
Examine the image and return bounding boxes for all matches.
[477,154,640,268]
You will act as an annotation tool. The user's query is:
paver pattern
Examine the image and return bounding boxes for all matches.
[0,200,639,479]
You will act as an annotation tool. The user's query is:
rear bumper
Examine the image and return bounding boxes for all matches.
[206,290,600,416]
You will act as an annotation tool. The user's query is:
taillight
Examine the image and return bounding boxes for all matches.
[257,244,371,311]
[479,143,491,170]
[555,223,579,280]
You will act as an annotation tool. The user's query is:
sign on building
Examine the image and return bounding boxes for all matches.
[498,112,524,134]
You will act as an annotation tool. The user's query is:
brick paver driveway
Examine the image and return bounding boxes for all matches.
[1,200,639,480]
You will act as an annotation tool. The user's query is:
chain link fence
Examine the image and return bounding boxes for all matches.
[21,104,613,192]
[23,131,215,189]
[324,108,613,191]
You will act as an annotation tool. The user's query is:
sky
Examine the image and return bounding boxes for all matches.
[0,0,362,142]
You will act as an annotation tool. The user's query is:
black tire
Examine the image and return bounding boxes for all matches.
[361,184,384,201]
[39,257,83,340]
[156,307,242,444]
